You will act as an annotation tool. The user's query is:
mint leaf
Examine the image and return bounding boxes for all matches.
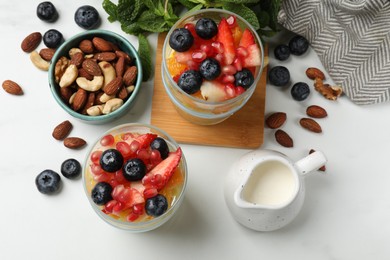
[117,0,136,26]
[102,0,118,22]
[188,3,203,12]
[223,3,260,30]
[177,0,198,9]
[138,34,152,81]
[137,10,170,32]
[220,0,260,3]
[121,22,144,35]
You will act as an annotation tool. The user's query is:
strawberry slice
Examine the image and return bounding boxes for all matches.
[142,148,182,191]
[217,18,235,65]
[135,133,158,149]
[239,28,255,48]
[243,44,262,67]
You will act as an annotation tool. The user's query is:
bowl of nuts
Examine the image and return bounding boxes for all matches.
[48,30,142,124]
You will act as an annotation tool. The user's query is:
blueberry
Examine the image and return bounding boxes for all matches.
[145,194,168,217]
[291,82,310,101]
[74,5,100,30]
[150,137,169,160]
[100,149,123,173]
[177,70,202,94]
[234,68,254,89]
[199,58,221,80]
[43,29,63,48]
[122,158,147,181]
[169,28,194,52]
[195,18,218,39]
[289,35,309,56]
[91,182,113,206]
[36,1,58,22]
[61,158,81,179]
[35,170,62,195]
[274,44,290,61]
[268,66,290,87]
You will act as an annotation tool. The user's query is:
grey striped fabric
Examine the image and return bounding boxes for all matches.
[278,0,390,105]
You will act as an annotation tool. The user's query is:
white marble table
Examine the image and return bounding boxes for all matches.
[1,1,389,259]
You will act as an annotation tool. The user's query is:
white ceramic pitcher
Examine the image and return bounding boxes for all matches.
[224,149,327,231]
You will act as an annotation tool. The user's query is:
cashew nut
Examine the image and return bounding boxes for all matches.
[98,61,116,88]
[99,92,115,103]
[69,48,83,58]
[87,105,104,116]
[102,98,123,114]
[59,64,78,88]
[84,54,94,59]
[126,85,135,94]
[30,51,50,71]
[68,92,77,105]
[76,76,104,92]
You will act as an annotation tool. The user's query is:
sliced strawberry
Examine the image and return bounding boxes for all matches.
[135,133,158,149]
[200,81,229,102]
[243,44,262,67]
[239,28,255,48]
[142,148,182,191]
[217,18,235,65]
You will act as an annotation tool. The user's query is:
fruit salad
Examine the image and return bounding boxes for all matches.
[84,125,186,225]
[166,13,262,102]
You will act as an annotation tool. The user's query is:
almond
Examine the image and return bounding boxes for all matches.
[82,59,102,76]
[265,112,286,129]
[94,52,116,62]
[123,66,138,86]
[52,120,73,140]
[21,32,42,53]
[115,56,125,77]
[79,39,94,54]
[81,92,96,114]
[94,91,105,105]
[306,67,325,80]
[2,80,23,95]
[63,137,86,149]
[60,87,74,103]
[39,48,55,61]
[72,88,88,111]
[299,118,322,133]
[117,86,128,99]
[115,50,132,64]
[70,52,84,67]
[103,76,123,95]
[309,149,326,171]
[92,37,113,52]
[275,129,293,147]
[306,105,327,118]
[78,68,94,80]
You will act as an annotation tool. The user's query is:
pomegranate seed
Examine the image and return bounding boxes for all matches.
[222,65,237,75]
[100,134,115,146]
[150,150,162,166]
[130,140,140,153]
[127,212,139,222]
[121,132,134,140]
[236,86,246,96]
[212,42,224,54]
[226,15,237,28]
[142,173,153,186]
[90,163,104,175]
[103,200,118,214]
[116,141,132,158]
[137,149,150,162]
[114,170,127,184]
[113,201,126,214]
[233,57,243,71]
[225,83,236,98]
[215,53,224,64]
[222,75,235,84]
[236,46,249,58]
[184,23,197,37]
[187,60,200,70]
[200,43,215,57]
[133,204,144,215]
[192,50,207,62]
[143,187,158,199]
[90,150,102,164]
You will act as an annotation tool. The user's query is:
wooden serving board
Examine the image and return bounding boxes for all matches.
[151,33,268,149]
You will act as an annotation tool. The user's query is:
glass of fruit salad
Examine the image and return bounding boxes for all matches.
[83,123,187,232]
[162,9,264,125]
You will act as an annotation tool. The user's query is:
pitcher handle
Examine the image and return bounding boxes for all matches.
[294,151,327,176]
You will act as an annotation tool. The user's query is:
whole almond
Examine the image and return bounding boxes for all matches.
[2,80,23,95]
[123,66,138,86]
[115,50,132,64]
[82,59,102,76]
[72,88,88,111]
[39,48,55,61]
[115,56,125,77]
[81,92,96,114]
[92,37,113,52]
[60,87,74,102]
[309,149,326,171]
[21,32,42,53]
[103,76,123,95]
[70,52,84,67]
[79,39,94,54]
[265,112,286,129]
[306,67,325,80]
[94,52,116,62]
[52,120,73,140]
[78,68,94,80]
[117,86,128,99]
[299,118,322,133]
[306,105,327,118]
[275,129,293,147]
[63,137,86,149]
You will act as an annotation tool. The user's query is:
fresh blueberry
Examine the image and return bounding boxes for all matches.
[122,158,147,181]
[100,149,124,173]
[145,194,168,217]
[199,58,221,80]
[291,82,310,101]
[36,1,58,22]
[289,35,309,55]
[91,182,113,206]
[177,70,202,94]
[274,44,290,61]
[268,66,290,87]
[234,68,254,89]
[61,158,81,179]
[35,170,62,195]
[74,5,100,30]
[169,28,194,52]
[43,29,63,48]
[150,137,169,160]
[195,18,218,39]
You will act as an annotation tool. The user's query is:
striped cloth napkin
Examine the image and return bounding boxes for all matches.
[278,0,390,105]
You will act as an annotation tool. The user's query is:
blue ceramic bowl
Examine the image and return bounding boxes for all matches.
[48,30,142,124]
